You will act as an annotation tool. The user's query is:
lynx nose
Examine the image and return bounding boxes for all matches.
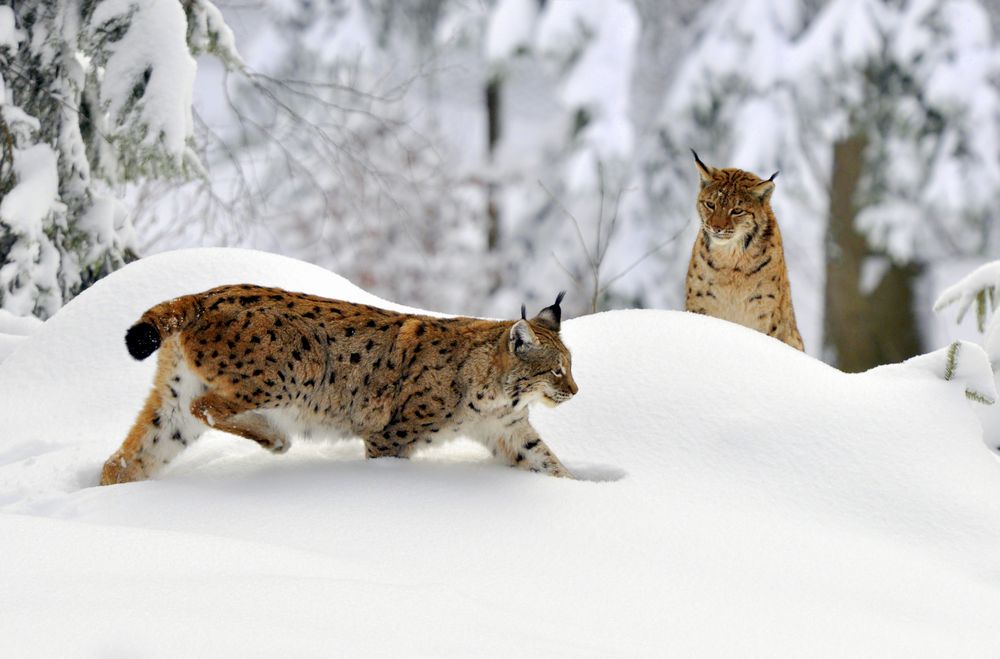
[567,376,579,396]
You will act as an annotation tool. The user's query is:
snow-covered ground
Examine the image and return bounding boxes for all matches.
[0,309,42,364]
[2,249,1000,657]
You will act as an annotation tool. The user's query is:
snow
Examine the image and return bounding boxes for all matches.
[486,0,538,62]
[0,309,43,364]
[0,143,59,238]
[934,261,1000,330]
[935,260,1000,368]
[934,261,1000,441]
[186,0,243,67]
[89,0,198,160]
[0,309,43,336]
[536,0,639,162]
[858,255,891,296]
[2,248,1000,655]
[0,5,23,51]
[0,143,63,317]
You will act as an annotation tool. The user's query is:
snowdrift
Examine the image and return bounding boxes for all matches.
[2,248,1000,657]
[0,309,42,364]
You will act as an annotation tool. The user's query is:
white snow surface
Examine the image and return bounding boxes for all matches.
[0,309,43,364]
[2,248,1000,656]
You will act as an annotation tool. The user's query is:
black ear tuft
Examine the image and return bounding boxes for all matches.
[534,291,566,331]
[521,303,526,320]
[691,149,714,185]
[767,170,779,182]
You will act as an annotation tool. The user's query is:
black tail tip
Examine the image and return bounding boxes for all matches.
[125,322,160,360]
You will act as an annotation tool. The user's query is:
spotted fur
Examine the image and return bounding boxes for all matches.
[684,151,804,351]
[100,286,579,485]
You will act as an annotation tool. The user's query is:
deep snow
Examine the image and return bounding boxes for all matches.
[2,249,1000,657]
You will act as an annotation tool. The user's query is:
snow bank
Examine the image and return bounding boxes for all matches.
[0,309,43,364]
[2,248,1000,656]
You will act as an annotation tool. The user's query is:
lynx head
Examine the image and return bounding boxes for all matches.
[504,292,578,408]
[692,149,777,246]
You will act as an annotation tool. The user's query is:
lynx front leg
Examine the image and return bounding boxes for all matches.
[101,388,170,485]
[190,391,290,454]
[488,419,573,479]
[101,358,207,485]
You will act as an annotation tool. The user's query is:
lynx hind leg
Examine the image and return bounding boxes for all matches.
[100,339,207,485]
[488,421,573,479]
[190,391,290,454]
[363,433,411,459]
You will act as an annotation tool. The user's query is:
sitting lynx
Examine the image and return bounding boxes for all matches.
[100,286,578,485]
[685,151,804,351]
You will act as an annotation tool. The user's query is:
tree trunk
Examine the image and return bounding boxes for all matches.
[485,75,502,252]
[823,134,923,372]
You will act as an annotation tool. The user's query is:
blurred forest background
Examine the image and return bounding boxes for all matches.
[2,0,1000,371]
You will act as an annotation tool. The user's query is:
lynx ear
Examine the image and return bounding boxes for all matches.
[534,291,565,332]
[691,149,715,187]
[752,172,778,201]
[509,319,538,356]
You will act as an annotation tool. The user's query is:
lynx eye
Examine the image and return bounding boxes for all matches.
[703,201,715,211]
[551,367,565,378]
[730,208,745,216]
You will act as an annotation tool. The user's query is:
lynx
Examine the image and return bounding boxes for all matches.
[685,151,804,351]
[100,286,578,485]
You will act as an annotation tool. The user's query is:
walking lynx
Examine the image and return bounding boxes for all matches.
[685,151,804,351]
[100,286,578,485]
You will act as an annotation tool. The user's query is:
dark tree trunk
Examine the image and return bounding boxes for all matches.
[485,75,502,252]
[823,134,924,372]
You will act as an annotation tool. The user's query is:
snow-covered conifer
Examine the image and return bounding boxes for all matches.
[935,261,1000,371]
[0,0,238,318]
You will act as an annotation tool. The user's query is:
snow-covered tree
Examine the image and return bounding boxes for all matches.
[0,0,238,318]
[477,0,651,315]
[139,0,491,315]
[654,0,1000,368]
[934,261,1000,446]
[935,261,1000,372]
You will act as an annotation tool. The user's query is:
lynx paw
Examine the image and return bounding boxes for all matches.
[264,435,291,454]
[99,453,148,486]
[543,464,574,479]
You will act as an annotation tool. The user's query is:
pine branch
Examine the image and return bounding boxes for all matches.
[966,389,996,405]
[944,341,959,381]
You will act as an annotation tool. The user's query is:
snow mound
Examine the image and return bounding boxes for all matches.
[0,308,43,364]
[2,248,1000,656]
[875,340,997,405]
